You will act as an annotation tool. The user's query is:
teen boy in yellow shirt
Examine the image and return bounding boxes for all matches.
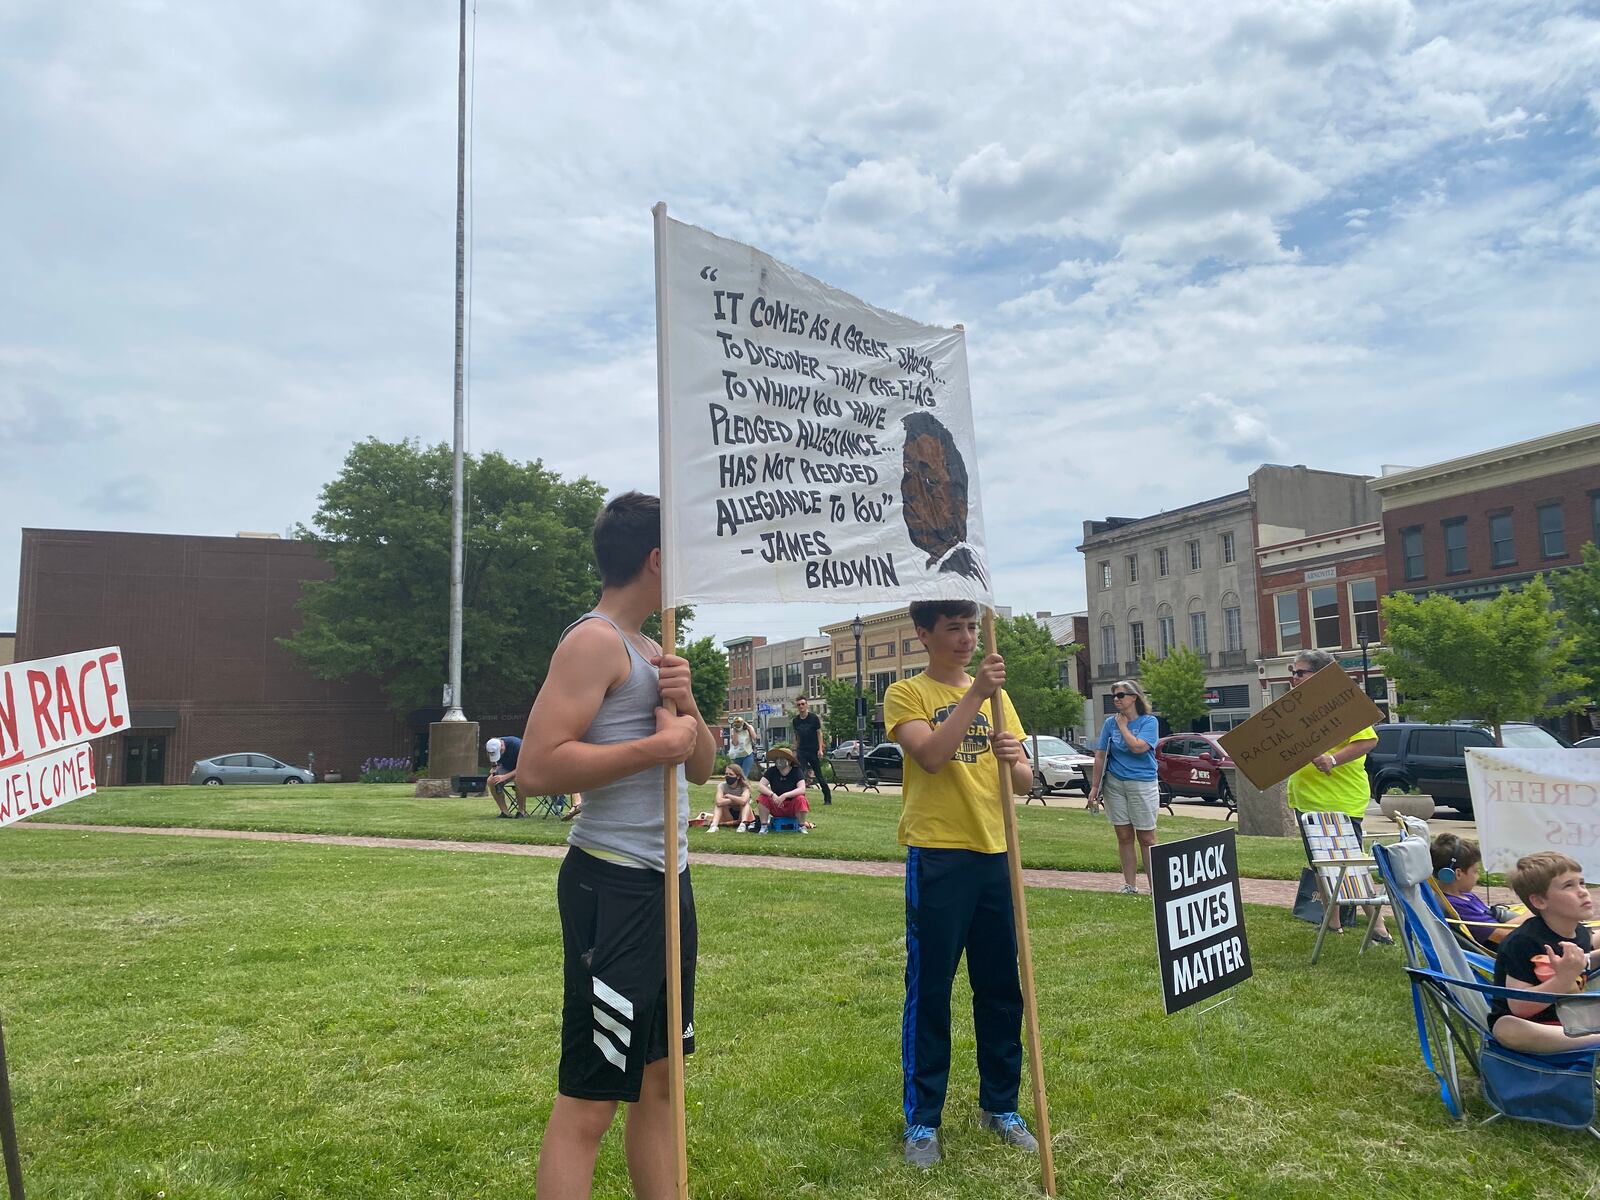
[884,599,1039,1169]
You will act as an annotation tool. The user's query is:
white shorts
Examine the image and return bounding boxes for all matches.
[1102,775,1159,831]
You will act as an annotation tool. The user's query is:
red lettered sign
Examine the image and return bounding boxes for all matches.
[0,742,99,828]
[0,647,129,769]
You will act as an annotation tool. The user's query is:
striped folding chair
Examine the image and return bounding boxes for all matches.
[1300,810,1391,965]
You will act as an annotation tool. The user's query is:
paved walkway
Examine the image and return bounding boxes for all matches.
[34,823,1302,908]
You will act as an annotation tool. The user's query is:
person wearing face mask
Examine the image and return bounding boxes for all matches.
[710,763,753,832]
[1086,680,1160,895]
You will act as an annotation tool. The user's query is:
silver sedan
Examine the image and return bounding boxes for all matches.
[188,753,315,785]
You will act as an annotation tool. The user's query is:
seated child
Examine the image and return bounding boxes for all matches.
[1431,833,1529,949]
[1488,851,1600,1054]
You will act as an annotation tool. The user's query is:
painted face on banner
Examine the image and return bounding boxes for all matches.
[902,427,966,560]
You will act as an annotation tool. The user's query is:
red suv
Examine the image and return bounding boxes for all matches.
[1154,733,1236,810]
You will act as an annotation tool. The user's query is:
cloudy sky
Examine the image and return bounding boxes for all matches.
[4,0,1598,651]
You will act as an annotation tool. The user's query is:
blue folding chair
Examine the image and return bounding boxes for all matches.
[1372,824,1600,1136]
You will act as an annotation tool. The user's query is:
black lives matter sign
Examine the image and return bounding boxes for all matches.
[1150,830,1252,1015]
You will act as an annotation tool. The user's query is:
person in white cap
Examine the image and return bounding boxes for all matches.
[485,735,525,818]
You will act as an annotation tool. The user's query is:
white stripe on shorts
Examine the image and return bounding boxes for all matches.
[593,975,634,1019]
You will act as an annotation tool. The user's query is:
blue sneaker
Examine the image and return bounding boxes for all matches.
[903,1123,941,1168]
[979,1110,1039,1152]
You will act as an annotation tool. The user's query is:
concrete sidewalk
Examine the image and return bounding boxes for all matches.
[31,822,1303,908]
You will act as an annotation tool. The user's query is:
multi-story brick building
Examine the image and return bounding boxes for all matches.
[14,529,411,785]
[1033,610,1093,740]
[753,635,829,746]
[723,635,765,729]
[1079,465,1381,733]
[1370,421,1600,601]
[1255,521,1392,716]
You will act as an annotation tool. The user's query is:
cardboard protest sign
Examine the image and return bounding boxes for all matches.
[1468,747,1600,879]
[0,647,128,769]
[656,217,991,607]
[1,741,99,829]
[1150,830,1252,1015]
[1218,663,1383,791]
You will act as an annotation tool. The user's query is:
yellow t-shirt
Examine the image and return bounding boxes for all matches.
[884,672,1026,854]
[1286,726,1377,818]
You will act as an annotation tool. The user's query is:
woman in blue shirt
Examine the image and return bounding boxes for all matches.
[1087,680,1161,895]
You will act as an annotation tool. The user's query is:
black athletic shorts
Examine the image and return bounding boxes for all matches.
[557,846,697,1103]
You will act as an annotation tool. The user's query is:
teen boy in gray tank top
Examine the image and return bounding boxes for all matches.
[563,611,690,872]
[516,492,715,1199]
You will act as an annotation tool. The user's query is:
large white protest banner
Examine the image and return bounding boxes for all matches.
[1468,747,1600,878]
[1,741,99,829]
[656,216,992,607]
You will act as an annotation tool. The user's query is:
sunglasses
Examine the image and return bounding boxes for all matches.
[1289,669,1313,678]
[1112,692,1133,700]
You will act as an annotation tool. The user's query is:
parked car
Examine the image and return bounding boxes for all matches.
[1364,722,1569,813]
[828,740,866,760]
[1025,735,1094,794]
[189,753,315,786]
[1577,736,1600,749]
[1154,733,1236,806]
[860,741,904,785]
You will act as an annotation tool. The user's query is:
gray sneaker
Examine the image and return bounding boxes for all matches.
[979,1110,1039,1152]
[903,1124,941,1168]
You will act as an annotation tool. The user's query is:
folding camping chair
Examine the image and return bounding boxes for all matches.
[1299,810,1391,964]
[528,790,571,819]
[1371,826,1600,1137]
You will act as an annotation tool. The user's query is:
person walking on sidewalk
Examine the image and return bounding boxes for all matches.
[791,695,832,805]
[886,598,1040,1170]
[1086,680,1160,894]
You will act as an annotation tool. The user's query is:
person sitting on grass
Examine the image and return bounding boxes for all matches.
[711,763,753,832]
[1431,833,1529,949]
[485,736,526,818]
[1488,851,1600,1055]
[756,746,810,832]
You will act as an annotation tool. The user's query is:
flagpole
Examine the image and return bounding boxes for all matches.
[985,608,1056,1196]
[652,201,690,1200]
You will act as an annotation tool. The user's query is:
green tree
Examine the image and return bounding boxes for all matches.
[1139,645,1208,731]
[819,675,862,747]
[1553,543,1600,690]
[681,636,728,724]
[283,438,606,718]
[1375,577,1590,741]
[972,615,1084,742]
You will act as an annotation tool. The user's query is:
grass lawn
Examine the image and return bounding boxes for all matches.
[4,828,1598,1198]
[31,784,1313,880]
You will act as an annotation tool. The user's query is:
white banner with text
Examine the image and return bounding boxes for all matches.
[657,215,992,607]
[0,647,129,769]
[1468,747,1600,879]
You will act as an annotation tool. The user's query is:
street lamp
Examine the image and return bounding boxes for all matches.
[852,614,866,777]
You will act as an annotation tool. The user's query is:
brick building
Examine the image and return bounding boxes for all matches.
[15,529,411,785]
[1255,522,1392,716]
[1370,421,1600,601]
[723,635,765,728]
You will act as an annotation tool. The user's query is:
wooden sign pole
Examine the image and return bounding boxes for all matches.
[0,1014,25,1200]
[984,609,1056,1196]
[659,606,689,1200]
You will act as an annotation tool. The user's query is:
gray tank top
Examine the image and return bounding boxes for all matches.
[563,611,689,873]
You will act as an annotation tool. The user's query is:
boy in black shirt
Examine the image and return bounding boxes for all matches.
[1489,851,1600,1054]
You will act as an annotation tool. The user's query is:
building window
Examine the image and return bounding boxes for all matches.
[1100,561,1111,589]
[902,638,918,654]
[1189,612,1208,655]
[1350,579,1379,645]
[1100,623,1116,667]
[1127,554,1139,583]
[871,670,897,701]
[1224,606,1243,653]
[808,675,824,699]
[1539,503,1566,558]
[1130,622,1146,661]
[1401,526,1425,580]
[1311,585,1340,648]
[1275,592,1301,653]
[755,668,770,691]
[1155,547,1168,577]
[1187,540,1202,571]
[786,662,802,688]
[1158,615,1176,657]
[1489,511,1515,568]
[1443,517,1468,575]
[1221,531,1236,564]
